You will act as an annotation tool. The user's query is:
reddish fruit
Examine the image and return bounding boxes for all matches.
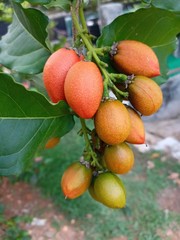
[94,99,131,145]
[94,172,126,208]
[61,162,92,199]
[103,143,134,174]
[45,137,60,149]
[64,61,103,119]
[128,76,163,116]
[110,40,160,77]
[43,48,82,103]
[126,106,145,144]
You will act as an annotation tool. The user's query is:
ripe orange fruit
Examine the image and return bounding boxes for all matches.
[128,76,163,116]
[126,106,145,144]
[61,162,92,199]
[45,137,60,149]
[94,172,126,208]
[43,48,82,103]
[94,99,131,145]
[103,143,134,174]
[110,40,160,77]
[64,61,103,119]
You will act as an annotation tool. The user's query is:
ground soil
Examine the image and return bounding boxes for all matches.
[157,187,180,213]
[0,178,84,240]
[156,187,180,240]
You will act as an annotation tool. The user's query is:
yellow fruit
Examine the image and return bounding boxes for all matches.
[110,40,160,77]
[104,143,134,174]
[94,172,126,208]
[94,99,131,145]
[88,181,100,202]
[45,137,60,149]
[126,106,145,144]
[128,76,163,116]
[61,162,92,199]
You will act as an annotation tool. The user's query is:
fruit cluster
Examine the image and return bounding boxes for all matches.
[43,40,163,208]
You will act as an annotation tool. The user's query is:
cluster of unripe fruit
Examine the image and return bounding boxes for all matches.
[43,40,163,208]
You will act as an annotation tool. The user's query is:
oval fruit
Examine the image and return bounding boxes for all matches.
[61,162,92,199]
[103,143,134,174]
[64,61,103,119]
[43,48,82,103]
[45,137,60,149]
[94,172,126,208]
[94,99,131,145]
[126,106,145,144]
[88,180,100,202]
[110,40,160,77]
[128,76,163,116]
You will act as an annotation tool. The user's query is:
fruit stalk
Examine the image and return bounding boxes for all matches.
[71,6,128,98]
[79,3,92,44]
[80,118,102,170]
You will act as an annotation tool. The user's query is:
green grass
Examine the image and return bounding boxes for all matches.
[17,120,180,240]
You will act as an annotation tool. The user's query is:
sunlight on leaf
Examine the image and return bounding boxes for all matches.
[0,2,51,74]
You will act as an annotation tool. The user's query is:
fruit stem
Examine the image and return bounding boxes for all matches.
[110,73,128,82]
[71,0,81,44]
[80,118,91,150]
[72,8,110,97]
[71,7,128,99]
[80,118,103,170]
[109,81,129,98]
[79,3,91,42]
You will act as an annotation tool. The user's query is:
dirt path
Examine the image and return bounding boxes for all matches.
[156,186,180,240]
[0,178,84,240]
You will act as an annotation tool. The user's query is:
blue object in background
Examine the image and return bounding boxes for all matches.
[0,21,9,36]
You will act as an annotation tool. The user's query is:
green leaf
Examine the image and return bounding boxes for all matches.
[152,75,166,85]
[97,7,180,79]
[12,0,51,4]
[0,2,51,74]
[152,0,180,12]
[45,0,71,11]
[0,73,74,176]
[153,40,177,78]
